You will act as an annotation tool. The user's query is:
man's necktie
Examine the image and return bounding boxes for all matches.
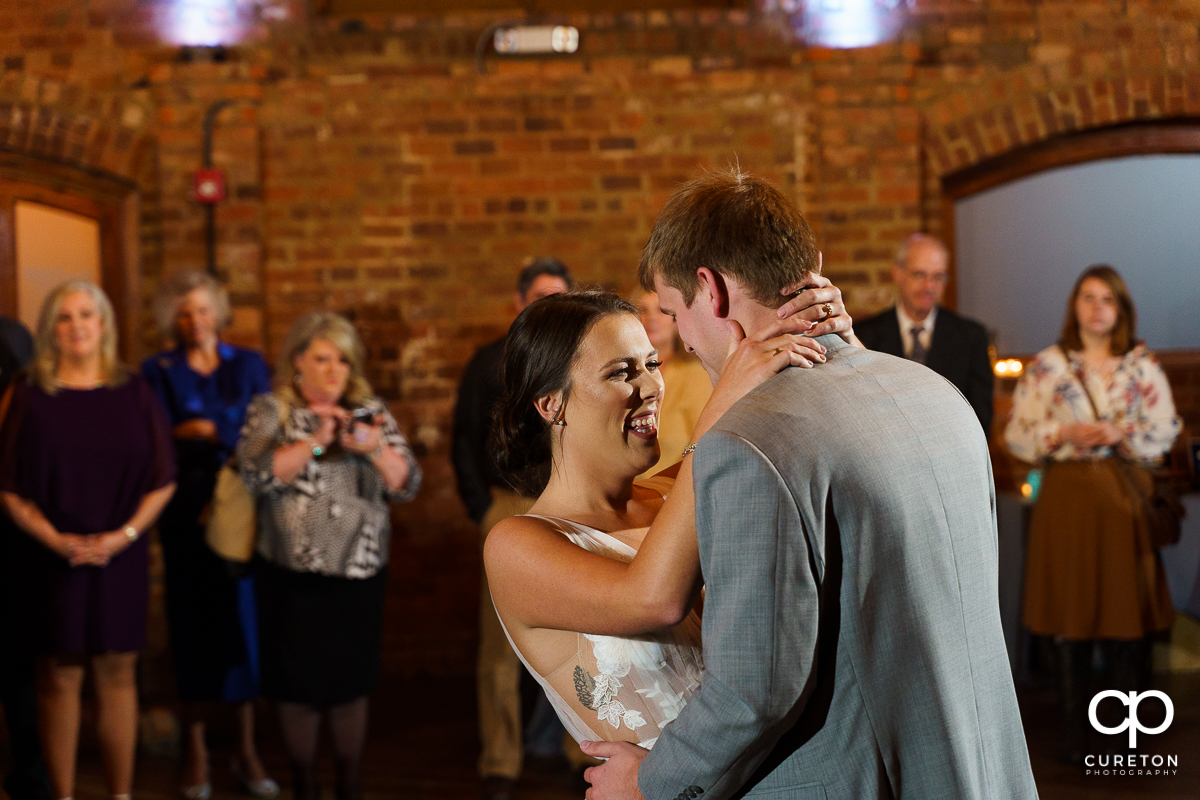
[909,326,927,364]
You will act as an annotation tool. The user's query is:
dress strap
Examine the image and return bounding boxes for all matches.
[519,514,636,559]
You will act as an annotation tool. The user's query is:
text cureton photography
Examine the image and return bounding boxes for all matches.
[1084,690,1181,778]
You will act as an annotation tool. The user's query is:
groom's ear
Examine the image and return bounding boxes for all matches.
[696,267,731,319]
[532,391,565,425]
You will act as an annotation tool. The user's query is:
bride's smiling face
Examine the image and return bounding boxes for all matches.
[553,312,665,476]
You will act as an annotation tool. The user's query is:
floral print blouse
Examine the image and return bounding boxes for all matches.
[1004,344,1181,465]
[237,393,422,579]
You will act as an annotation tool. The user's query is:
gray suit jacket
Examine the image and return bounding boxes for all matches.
[639,336,1036,800]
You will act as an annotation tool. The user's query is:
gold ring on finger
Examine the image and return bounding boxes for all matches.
[820,302,834,318]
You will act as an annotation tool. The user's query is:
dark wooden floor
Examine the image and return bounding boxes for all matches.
[2,671,1198,800]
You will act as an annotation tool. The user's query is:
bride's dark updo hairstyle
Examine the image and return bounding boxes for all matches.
[492,291,638,495]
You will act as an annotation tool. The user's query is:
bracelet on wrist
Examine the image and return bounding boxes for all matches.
[682,442,698,458]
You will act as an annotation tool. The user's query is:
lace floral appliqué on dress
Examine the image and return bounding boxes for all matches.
[578,637,647,732]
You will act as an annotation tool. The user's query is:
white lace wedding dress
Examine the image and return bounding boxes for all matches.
[495,479,704,749]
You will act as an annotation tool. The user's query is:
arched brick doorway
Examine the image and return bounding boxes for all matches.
[920,52,1200,302]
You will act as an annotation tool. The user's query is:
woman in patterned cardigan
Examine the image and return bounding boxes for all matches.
[238,312,421,800]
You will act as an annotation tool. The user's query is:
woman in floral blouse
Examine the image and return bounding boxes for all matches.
[1004,264,1180,764]
[237,312,421,800]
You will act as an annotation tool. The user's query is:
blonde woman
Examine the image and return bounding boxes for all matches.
[141,270,276,800]
[237,312,421,800]
[0,282,176,800]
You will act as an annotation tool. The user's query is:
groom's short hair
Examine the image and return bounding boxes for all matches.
[638,167,819,308]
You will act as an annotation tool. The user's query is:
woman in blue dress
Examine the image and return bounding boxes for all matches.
[142,270,277,800]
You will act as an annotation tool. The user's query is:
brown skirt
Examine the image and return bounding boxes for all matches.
[1023,459,1174,641]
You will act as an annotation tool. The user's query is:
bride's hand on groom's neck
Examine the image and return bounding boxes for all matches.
[693,317,826,439]
[777,270,862,347]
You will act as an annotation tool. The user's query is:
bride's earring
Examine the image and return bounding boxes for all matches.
[551,406,566,427]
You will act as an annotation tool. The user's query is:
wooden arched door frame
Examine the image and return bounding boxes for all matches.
[939,120,1200,310]
[0,151,141,361]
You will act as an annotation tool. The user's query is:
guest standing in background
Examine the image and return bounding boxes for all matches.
[1005,264,1180,764]
[237,312,421,800]
[856,233,994,432]
[0,314,52,800]
[0,316,34,390]
[634,291,712,478]
[0,282,176,800]
[141,270,277,800]
[452,258,573,800]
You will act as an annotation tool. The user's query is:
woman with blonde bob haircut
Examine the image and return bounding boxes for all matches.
[1005,264,1181,763]
[142,270,276,800]
[0,281,176,800]
[237,311,421,800]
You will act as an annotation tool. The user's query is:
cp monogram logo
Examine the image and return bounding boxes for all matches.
[1088,690,1174,748]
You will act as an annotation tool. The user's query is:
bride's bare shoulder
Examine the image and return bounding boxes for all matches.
[486,513,560,546]
[483,514,573,573]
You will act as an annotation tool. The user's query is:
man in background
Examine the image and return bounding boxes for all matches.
[855,233,994,433]
[0,314,51,800]
[452,258,573,800]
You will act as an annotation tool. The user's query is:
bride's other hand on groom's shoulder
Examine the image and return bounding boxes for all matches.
[580,740,648,800]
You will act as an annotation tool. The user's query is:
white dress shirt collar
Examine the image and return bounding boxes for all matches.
[896,304,937,360]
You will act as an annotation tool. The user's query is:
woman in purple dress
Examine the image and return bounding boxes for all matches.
[0,282,176,800]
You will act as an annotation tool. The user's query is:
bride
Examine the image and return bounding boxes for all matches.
[484,287,851,748]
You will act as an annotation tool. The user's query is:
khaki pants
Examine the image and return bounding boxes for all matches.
[476,488,535,779]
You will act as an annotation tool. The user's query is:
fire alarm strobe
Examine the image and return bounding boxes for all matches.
[193,169,226,203]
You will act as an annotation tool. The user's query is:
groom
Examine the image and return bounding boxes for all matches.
[581,171,1037,799]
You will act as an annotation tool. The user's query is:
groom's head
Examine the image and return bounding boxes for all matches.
[637,168,819,377]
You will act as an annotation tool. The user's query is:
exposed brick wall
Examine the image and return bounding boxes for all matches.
[3,0,1200,675]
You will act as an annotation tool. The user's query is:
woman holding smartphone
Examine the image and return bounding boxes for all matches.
[237,311,421,800]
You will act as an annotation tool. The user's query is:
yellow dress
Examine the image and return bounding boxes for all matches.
[641,356,712,479]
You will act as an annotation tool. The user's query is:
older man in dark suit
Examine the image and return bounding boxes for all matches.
[855,234,994,432]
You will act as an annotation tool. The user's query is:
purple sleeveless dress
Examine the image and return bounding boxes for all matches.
[0,374,175,654]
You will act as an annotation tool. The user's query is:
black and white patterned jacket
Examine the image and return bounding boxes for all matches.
[238,393,421,579]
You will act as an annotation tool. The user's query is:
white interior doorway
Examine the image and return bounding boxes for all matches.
[954,154,1200,356]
